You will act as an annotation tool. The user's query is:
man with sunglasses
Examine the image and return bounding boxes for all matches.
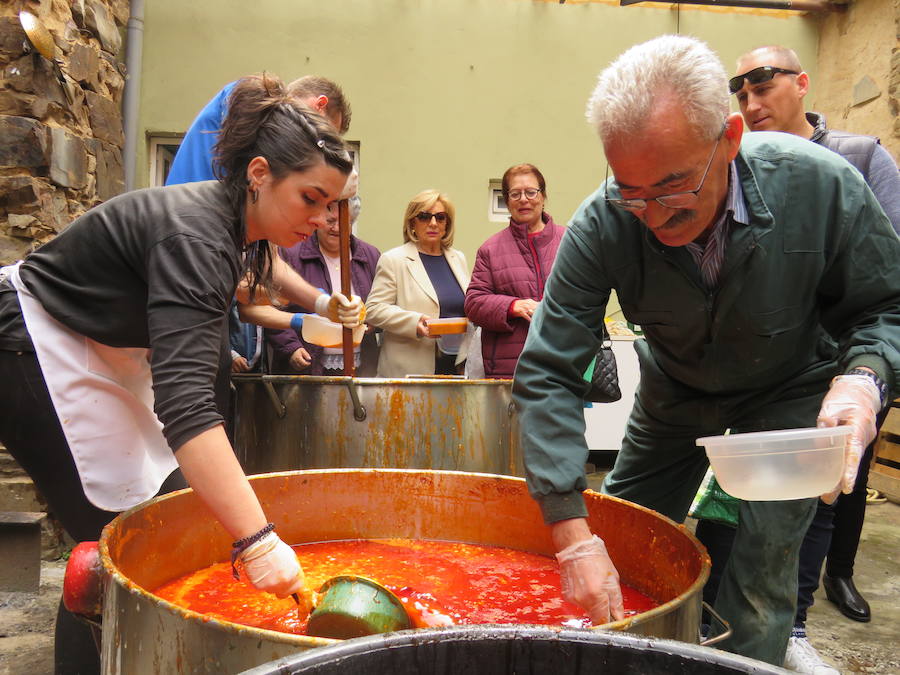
[689,44,900,675]
[730,46,899,232]
[512,35,899,668]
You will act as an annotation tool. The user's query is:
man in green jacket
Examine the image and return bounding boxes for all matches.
[512,35,899,667]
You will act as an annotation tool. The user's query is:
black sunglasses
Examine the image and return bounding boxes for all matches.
[415,211,448,224]
[729,66,798,95]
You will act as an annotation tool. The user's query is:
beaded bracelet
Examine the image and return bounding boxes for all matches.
[231,522,275,580]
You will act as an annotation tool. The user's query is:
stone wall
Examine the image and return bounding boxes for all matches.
[0,0,130,266]
[813,0,900,161]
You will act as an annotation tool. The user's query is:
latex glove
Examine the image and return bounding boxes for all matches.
[314,292,365,328]
[238,532,306,598]
[555,535,625,625]
[290,313,306,334]
[817,374,881,503]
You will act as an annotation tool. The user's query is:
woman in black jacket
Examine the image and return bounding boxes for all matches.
[0,73,360,673]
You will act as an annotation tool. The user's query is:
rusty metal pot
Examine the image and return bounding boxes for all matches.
[95,470,711,673]
[232,376,523,476]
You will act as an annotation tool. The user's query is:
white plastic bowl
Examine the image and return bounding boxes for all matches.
[301,314,365,348]
[696,426,851,501]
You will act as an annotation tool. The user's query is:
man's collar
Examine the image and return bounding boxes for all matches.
[806,111,828,142]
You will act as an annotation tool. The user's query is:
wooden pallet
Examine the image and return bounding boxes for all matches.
[869,398,900,504]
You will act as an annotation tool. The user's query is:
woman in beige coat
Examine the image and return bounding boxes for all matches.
[366,189,471,377]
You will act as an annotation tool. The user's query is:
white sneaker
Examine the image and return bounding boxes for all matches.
[784,636,841,674]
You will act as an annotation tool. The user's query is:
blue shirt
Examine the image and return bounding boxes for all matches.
[165,82,236,186]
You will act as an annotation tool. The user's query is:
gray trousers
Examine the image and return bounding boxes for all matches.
[602,373,821,666]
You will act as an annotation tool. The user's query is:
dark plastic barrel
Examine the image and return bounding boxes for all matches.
[239,626,787,675]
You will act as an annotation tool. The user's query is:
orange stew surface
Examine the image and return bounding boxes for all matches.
[154,539,657,635]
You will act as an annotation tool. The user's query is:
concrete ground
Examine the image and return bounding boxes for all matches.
[0,501,897,674]
[802,497,900,675]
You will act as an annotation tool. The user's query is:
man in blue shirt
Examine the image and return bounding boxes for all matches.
[166,75,351,186]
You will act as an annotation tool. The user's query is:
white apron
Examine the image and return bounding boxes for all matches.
[4,262,178,511]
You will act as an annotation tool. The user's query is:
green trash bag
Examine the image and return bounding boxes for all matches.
[688,467,740,528]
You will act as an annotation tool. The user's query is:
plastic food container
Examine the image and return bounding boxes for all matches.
[696,426,851,501]
[301,314,365,348]
[425,317,468,335]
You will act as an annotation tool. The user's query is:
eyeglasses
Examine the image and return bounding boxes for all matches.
[604,127,724,213]
[507,188,541,202]
[415,211,448,224]
[728,66,798,95]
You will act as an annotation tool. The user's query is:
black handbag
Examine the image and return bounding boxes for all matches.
[584,326,622,403]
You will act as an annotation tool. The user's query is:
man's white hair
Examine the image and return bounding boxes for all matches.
[586,35,729,143]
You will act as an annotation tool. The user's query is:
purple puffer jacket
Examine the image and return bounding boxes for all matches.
[266,232,381,375]
[464,213,566,378]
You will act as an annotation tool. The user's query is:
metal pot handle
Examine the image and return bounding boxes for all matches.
[261,376,287,419]
[699,601,732,646]
[63,541,104,631]
[344,378,367,421]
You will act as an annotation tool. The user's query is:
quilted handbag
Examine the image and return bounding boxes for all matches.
[584,326,622,403]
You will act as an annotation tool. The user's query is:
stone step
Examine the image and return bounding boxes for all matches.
[0,512,43,592]
[0,450,27,477]
[0,475,46,513]
[0,458,72,559]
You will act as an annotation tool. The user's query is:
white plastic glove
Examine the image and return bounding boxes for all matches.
[314,291,365,328]
[238,532,306,598]
[555,535,625,625]
[817,374,881,503]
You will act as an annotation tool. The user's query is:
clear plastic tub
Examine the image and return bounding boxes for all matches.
[301,314,365,348]
[696,426,851,501]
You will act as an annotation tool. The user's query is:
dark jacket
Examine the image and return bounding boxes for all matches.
[512,132,900,523]
[465,213,566,377]
[807,111,900,234]
[266,232,380,375]
[0,181,241,452]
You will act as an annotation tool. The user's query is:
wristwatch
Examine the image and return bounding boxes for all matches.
[846,368,889,409]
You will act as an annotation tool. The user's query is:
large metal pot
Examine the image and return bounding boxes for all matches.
[232,376,522,476]
[97,470,711,674]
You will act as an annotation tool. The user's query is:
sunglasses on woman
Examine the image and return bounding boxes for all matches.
[415,212,448,224]
[728,66,798,95]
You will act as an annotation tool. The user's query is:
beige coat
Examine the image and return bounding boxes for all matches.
[366,242,471,377]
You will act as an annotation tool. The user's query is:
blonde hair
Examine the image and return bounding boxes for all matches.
[402,189,456,248]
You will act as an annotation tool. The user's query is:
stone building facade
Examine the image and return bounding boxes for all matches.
[0,0,130,266]
[814,0,900,161]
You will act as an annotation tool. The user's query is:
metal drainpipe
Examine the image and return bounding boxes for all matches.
[122,0,145,192]
[620,0,834,9]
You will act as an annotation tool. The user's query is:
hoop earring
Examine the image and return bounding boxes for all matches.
[249,186,259,204]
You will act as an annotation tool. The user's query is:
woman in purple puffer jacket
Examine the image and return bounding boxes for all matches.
[464,164,566,378]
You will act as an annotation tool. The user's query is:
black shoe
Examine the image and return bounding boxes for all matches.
[822,573,871,622]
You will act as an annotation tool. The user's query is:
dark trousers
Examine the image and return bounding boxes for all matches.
[603,391,818,665]
[697,427,878,630]
[435,351,463,376]
[0,350,187,674]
